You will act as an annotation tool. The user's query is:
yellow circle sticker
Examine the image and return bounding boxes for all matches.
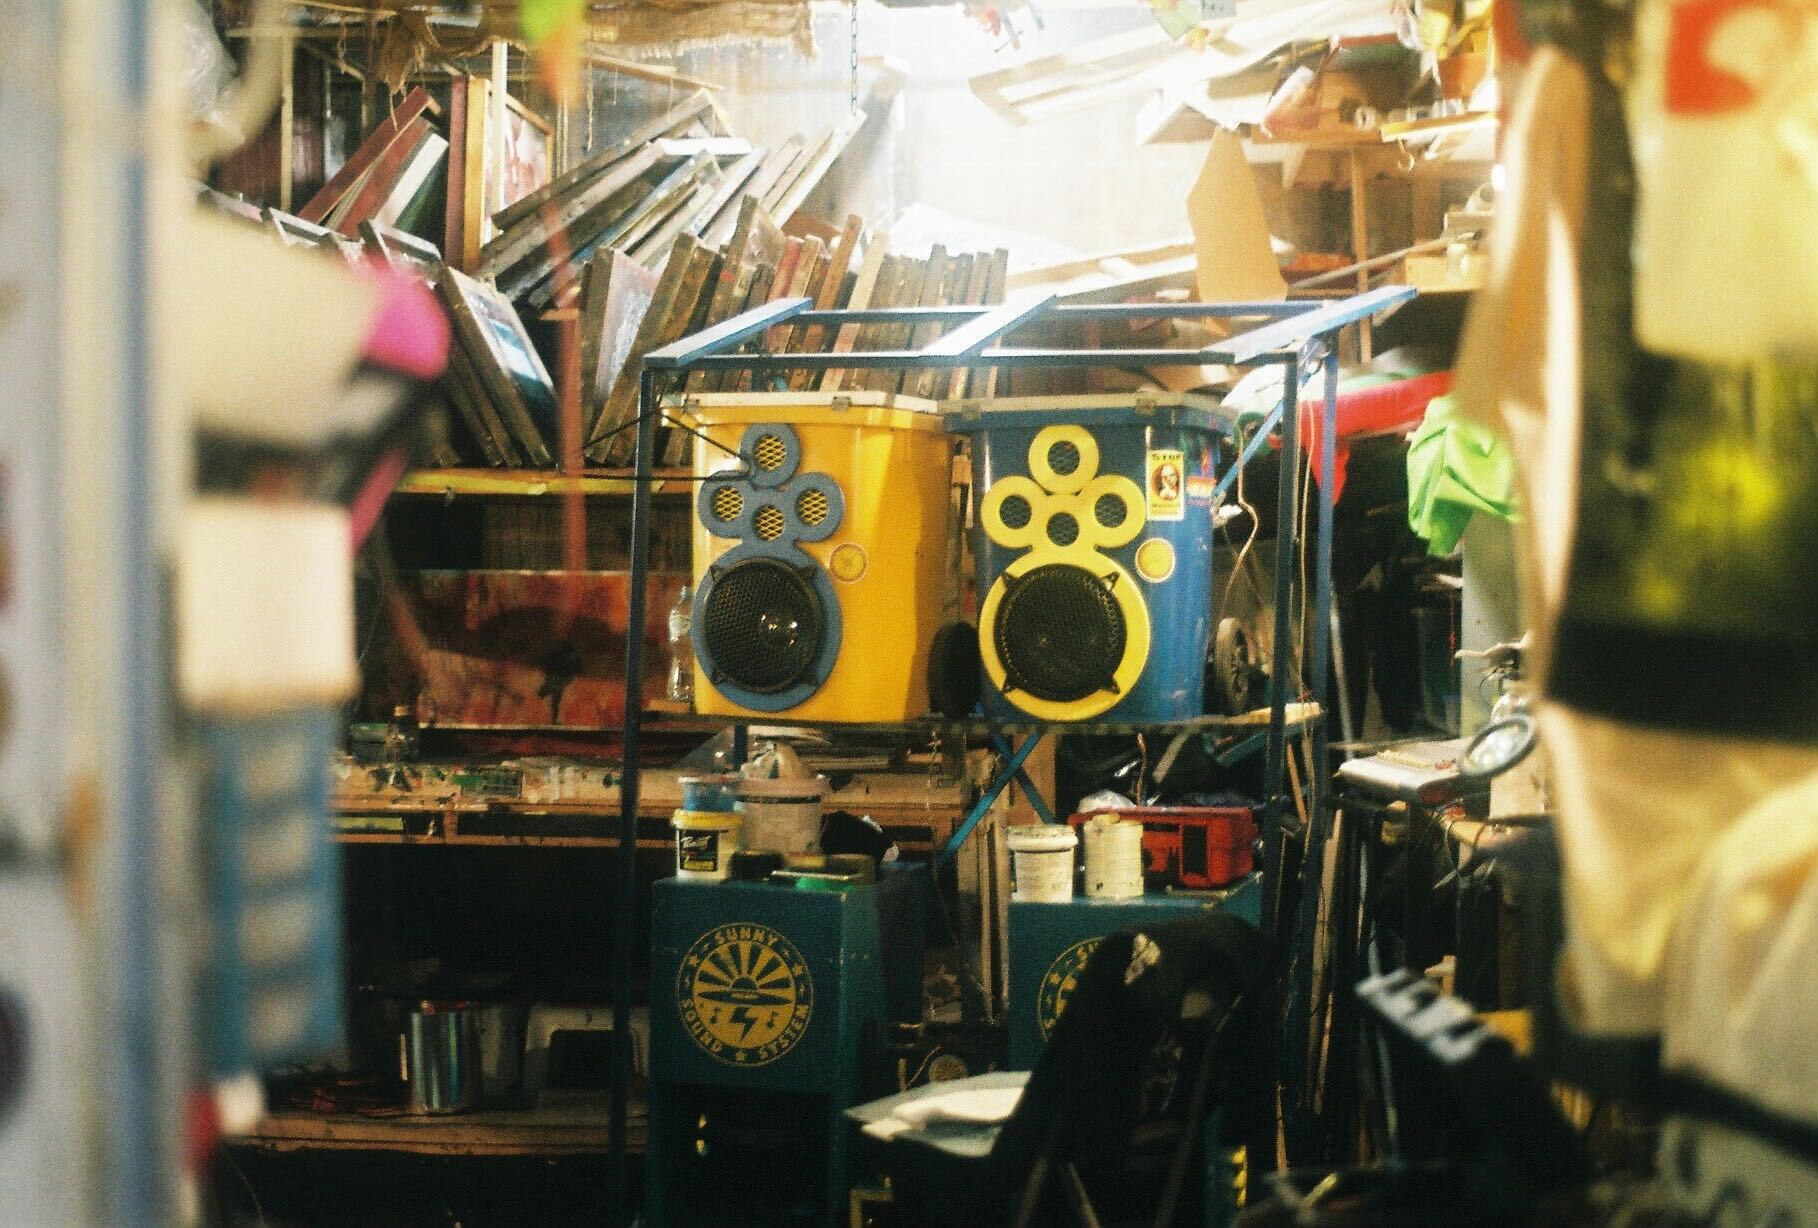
[1134,537,1177,583]
[678,923,814,1065]
[1036,938,1100,1040]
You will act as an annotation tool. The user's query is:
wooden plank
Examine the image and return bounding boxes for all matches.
[776,241,836,369]
[439,269,555,466]
[688,197,763,394]
[277,30,294,211]
[492,91,711,233]
[764,235,822,361]
[236,1105,642,1159]
[847,254,905,394]
[1349,149,1374,361]
[761,128,825,216]
[654,136,751,159]
[515,156,709,308]
[869,256,928,394]
[443,76,470,266]
[577,251,610,430]
[587,235,711,464]
[327,117,431,235]
[821,233,889,393]
[489,40,510,220]
[441,349,509,467]
[685,150,763,239]
[659,245,727,466]
[949,251,993,399]
[974,248,1010,398]
[771,111,866,224]
[629,176,720,269]
[585,48,725,94]
[446,341,521,467]
[478,143,665,281]
[459,77,491,271]
[584,251,660,441]
[612,163,712,268]
[909,247,957,399]
[914,251,971,399]
[297,85,435,223]
[370,131,447,232]
[786,213,862,390]
[731,135,805,230]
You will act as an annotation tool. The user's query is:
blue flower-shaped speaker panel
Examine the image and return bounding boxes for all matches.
[692,422,847,711]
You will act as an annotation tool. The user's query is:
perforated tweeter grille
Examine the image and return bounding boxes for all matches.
[1049,439,1081,476]
[754,506,786,542]
[994,563,1126,702]
[712,487,743,522]
[701,558,826,695]
[798,489,830,527]
[753,433,788,472]
[1094,493,1127,528]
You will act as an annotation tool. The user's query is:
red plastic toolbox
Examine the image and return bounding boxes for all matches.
[1067,806,1257,889]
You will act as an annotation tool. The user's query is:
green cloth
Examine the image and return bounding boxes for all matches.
[1406,392,1518,555]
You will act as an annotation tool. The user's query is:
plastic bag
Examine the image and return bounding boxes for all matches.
[181,0,236,134]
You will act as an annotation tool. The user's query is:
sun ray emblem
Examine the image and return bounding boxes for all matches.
[678,923,814,1065]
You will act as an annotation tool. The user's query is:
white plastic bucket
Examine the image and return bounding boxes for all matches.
[734,774,828,856]
[1082,814,1145,900]
[673,810,741,881]
[1008,825,1078,903]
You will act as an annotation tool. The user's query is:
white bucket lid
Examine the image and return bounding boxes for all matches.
[1007,824,1079,853]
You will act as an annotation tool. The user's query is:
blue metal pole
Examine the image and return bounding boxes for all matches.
[611,371,659,1225]
[939,734,1045,865]
[990,733,1056,825]
[102,0,166,1217]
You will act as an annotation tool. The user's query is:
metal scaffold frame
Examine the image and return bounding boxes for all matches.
[606,283,1416,1220]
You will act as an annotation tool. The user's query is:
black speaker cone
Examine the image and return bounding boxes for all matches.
[702,557,826,695]
[995,563,1126,703]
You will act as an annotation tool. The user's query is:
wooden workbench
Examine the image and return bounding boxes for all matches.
[231,1102,645,1158]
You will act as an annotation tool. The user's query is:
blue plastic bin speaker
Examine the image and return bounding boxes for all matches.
[945,395,1225,724]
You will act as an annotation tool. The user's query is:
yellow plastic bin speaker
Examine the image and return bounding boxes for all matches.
[682,392,954,722]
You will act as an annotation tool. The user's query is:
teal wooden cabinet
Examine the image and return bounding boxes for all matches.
[1006,875,1262,1070]
[647,878,889,1227]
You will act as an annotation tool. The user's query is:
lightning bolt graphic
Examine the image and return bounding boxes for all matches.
[728,1005,759,1041]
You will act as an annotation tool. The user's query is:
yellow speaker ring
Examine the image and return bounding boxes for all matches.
[977,553,1152,723]
[1077,474,1146,550]
[1028,426,1099,495]
[980,474,1047,550]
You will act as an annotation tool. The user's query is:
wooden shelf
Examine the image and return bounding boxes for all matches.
[231,1102,642,1158]
[334,798,964,854]
[334,806,675,849]
[392,468,695,498]
[637,703,1318,738]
